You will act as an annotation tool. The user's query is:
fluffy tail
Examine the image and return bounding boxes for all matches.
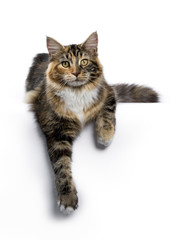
[112,84,159,103]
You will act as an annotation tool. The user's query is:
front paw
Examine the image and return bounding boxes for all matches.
[96,123,115,148]
[97,137,113,148]
[58,188,78,215]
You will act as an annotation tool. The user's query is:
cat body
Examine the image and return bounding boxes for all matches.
[26,32,158,214]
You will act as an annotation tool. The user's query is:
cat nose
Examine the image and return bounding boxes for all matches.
[72,72,79,77]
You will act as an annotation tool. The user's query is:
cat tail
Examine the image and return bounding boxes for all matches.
[112,83,159,103]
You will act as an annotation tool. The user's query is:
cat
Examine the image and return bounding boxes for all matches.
[26,32,159,215]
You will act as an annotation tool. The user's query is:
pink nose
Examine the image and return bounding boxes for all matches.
[72,72,78,77]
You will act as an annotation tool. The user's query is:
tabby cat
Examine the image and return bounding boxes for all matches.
[26,32,159,215]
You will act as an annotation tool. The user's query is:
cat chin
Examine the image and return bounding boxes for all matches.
[67,80,87,87]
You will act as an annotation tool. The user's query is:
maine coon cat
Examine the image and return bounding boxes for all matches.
[26,32,159,215]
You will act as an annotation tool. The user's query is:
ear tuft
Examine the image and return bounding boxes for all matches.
[82,32,98,54]
[46,37,64,57]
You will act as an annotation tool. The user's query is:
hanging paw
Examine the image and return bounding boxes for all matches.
[58,204,75,215]
[97,137,113,147]
[96,123,115,148]
[57,189,78,215]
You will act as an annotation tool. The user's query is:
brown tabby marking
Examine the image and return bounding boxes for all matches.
[26,32,159,215]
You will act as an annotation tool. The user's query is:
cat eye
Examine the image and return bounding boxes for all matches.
[61,61,70,68]
[80,59,88,66]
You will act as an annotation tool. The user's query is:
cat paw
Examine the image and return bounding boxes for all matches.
[96,122,115,148]
[57,203,75,215]
[97,137,112,148]
[58,191,78,215]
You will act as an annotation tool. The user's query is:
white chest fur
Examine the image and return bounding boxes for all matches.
[56,87,99,123]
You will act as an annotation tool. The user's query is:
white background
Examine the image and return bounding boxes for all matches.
[0,0,180,239]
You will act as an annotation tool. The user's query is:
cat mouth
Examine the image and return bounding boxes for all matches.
[67,79,87,87]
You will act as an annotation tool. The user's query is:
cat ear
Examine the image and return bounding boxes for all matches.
[46,37,64,57]
[82,32,98,54]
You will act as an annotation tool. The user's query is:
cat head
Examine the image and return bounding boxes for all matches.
[46,32,103,88]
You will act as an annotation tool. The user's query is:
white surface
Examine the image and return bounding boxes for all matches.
[0,0,180,239]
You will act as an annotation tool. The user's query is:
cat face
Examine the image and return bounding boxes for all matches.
[46,32,103,88]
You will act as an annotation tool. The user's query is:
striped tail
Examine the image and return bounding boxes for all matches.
[112,84,159,103]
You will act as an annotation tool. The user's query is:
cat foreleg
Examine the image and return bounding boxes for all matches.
[95,90,116,148]
[46,119,81,214]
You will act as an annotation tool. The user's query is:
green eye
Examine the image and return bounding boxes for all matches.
[81,59,88,66]
[62,61,70,68]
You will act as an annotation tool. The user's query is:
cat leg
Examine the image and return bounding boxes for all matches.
[96,90,116,147]
[46,119,81,214]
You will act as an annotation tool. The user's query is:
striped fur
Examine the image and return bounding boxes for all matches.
[25,32,159,214]
[112,83,159,102]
